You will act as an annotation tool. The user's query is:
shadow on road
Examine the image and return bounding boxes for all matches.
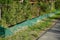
[48,19,60,40]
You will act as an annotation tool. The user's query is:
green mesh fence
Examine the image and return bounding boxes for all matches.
[4,10,60,37]
[0,10,60,37]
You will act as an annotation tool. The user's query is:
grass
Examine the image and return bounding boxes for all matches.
[0,13,59,40]
[49,13,60,19]
[0,18,54,40]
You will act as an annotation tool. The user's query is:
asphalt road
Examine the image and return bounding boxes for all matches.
[38,20,60,40]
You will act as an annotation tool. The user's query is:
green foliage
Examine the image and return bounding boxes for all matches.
[2,18,53,40]
[55,0,60,9]
[0,0,57,27]
[49,13,60,19]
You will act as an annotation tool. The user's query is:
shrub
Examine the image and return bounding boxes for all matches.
[55,0,60,10]
[0,0,56,28]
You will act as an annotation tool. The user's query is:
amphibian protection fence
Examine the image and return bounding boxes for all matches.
[0,10,60,37]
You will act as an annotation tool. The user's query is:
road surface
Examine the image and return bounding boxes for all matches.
[38,19,60,40]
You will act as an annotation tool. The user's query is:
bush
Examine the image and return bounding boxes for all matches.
[55,0,60,9]
[0,0,56,28]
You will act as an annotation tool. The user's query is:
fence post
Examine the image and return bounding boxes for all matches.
[0,4,2,20]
